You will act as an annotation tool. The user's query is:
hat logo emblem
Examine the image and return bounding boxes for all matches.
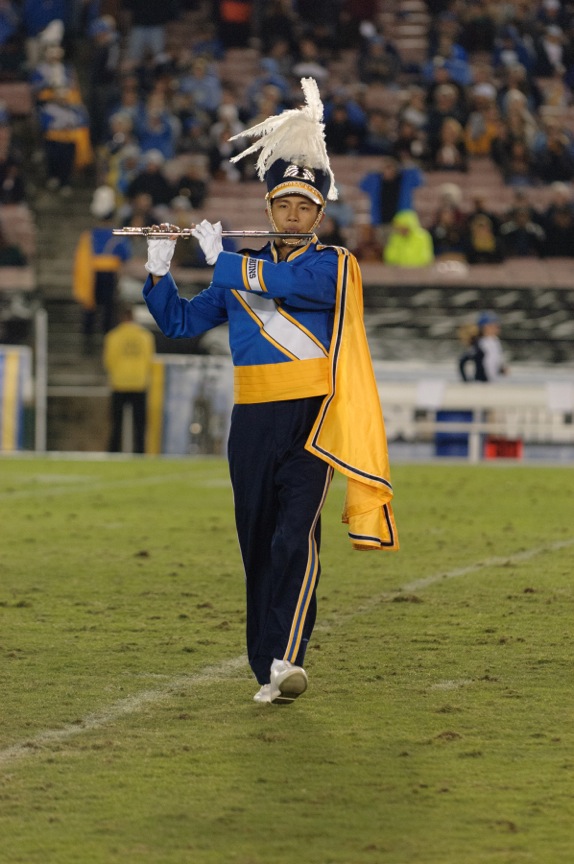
[283,164,315,183]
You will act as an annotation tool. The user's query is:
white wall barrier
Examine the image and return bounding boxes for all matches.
[148,356,574,462]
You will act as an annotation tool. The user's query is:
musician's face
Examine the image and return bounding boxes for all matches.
[268,194,322,235]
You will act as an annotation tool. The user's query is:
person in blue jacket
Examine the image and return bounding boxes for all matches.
[142,79,399,706]
[359,155,423,229]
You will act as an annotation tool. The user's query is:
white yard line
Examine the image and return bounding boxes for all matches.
[1,535,573,767]
[0,469,229,501]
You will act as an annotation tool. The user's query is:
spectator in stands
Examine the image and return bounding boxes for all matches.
[357,29,402,85]
[500,205,546,257]
[464,82,500,157]
[491,25,535,75]
[496,62,543,115]
[125,149,175,208]
[0,108,26,203]
[87,15,121,148]
[360,155,424,232]
[491,126,537,187]
[177,55,223,118]
[123,0,180,67]
[294,0,341,55]
[30,42,77,103]
[500,88,539,147]
[338,1,379,50]
[105,143,141,203]
[135,93,181,161]
[542,180,574,221]
[383,210,434,268]
[464,214,505,264]
[258,2,299,56]
[502,187,542,225]
[459,311,507,383]
[399,85,428,132]
[430,116,468,171]
[324,100,364,154]
[457,0,498,53]
[243,81,284,127]
[38,85,93,195]
[110,72,141,127]
[427,7,460,57]
[317,214,345,246]
[324,184,355,230]
[541,203,574,256]
[22,5,66,67]
[98,111,138,184]
[209,100,244,146]
[115,190,163,268]
[245,58,290,118]
[359,109,396,156]
[352,220,383,262]
[393,117,428,164]
[0,152,25,203]
[0,2,25,78]
[292,36,329,83]
[469,192,501,232]
[0,222,27,266]
[433,181,466,225]
[532,124,574,183]
[263,35,296,80]
[430,204,467,261]
[172,158,209,209]
[103,305,155,454]
[217,0,254,49]
[207,104,248,181]
[73,185,132,350]
[423,32,472,88]
[533,24,567,77]
[426,82,468,157]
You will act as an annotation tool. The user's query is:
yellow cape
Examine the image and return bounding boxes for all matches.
[305,248,399,551]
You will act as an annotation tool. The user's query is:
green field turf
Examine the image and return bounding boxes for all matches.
[0,456,573,864]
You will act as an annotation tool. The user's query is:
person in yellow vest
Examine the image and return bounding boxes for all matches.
[103,305,155,453]
[73,185,132,353]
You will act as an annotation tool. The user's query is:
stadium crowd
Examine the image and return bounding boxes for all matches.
[3,0,574,276]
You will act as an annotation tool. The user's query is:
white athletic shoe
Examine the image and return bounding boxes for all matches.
[269,659,308,705]
[253,684,272,703]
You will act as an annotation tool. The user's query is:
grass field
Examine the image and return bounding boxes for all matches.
[0,455,573,864]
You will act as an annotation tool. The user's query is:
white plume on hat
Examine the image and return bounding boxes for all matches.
[229,77,338,200]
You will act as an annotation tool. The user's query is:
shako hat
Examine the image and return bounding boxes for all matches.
[229,77,338,208]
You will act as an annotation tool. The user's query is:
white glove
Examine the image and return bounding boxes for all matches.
[145,232,177,276]
[191,219,223,265]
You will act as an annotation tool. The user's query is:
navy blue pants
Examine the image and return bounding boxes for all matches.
[228,397,333,685]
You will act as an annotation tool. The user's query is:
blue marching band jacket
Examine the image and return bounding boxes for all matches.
[143,237,398,551]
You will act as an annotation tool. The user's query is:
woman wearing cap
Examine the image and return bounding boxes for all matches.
[459,311,507,382]
[142,79,398,705]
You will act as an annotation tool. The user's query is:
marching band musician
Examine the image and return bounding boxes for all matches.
[141,78,399,705]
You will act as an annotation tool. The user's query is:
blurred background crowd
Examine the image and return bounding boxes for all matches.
[2,1,574,451]
[4,0,574,270]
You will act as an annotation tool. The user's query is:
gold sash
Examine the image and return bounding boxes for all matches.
[306,250,399,551]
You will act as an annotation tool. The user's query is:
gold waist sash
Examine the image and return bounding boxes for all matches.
[234,358,329,404]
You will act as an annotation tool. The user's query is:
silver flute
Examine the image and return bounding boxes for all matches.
[112,226,314,239]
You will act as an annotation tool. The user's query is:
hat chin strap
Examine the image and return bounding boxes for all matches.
[267,207,323,246]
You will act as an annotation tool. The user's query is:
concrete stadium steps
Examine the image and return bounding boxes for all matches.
[34,186,93,300]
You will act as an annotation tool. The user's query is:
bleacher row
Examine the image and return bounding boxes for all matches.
[3,0,574,360]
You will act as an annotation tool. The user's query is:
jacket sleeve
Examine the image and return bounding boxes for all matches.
[143,272,228,338]
[209,249,338,310]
